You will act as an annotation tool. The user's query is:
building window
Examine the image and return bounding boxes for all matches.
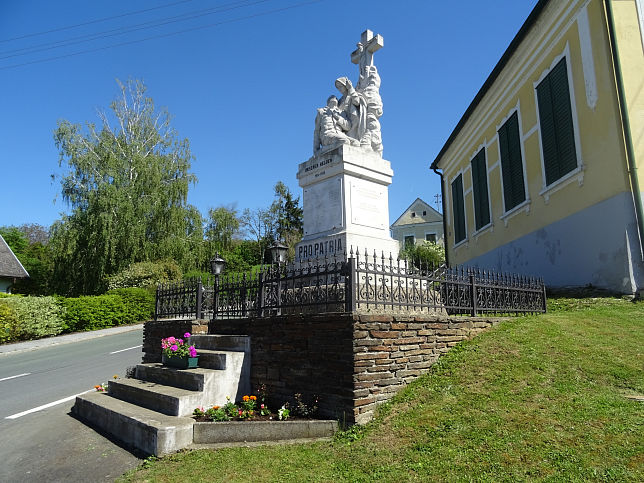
[451,174,466,244]
[425,233,437,243]
[422,210,426,216]
[536,57,578,186]
[471,147,490,230]
[498,111,526,211]
[411,212,416,218]
[404,235,415,248]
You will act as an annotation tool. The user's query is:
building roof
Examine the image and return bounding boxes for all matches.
[391,197,443,228]
[430,0,550,170]
[0,234,29,279]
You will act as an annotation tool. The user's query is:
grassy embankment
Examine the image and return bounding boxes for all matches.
[122,296,643,482]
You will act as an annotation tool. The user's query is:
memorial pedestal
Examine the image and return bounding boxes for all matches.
[296,144,399,261]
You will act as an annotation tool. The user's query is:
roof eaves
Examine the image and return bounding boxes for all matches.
[430,0,551,170]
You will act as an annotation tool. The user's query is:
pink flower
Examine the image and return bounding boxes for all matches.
[189,347,197,357]
[184,332,191,338]
[167,337,175,343]
[171,345,178,352]
[178,339,184,345]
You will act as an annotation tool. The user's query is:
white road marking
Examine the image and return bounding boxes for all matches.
[0,373,31,382]
[5,389,93,419]
[109,344,142,354]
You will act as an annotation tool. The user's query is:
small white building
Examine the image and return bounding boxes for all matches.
[390,198,444,250]
[0,234,29,293]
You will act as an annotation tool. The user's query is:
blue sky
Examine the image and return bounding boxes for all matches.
[0,0,538,230]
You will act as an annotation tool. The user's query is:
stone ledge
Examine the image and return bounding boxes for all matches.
[193,420,338,444]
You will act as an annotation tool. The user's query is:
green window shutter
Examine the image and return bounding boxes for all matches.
[471,148,490,230]
[498,111,526,210]
[537,57,578,186]
[451,174,466,244]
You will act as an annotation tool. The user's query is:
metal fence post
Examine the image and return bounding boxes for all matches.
[345,257,357,313]
[213,275,220,320]
[258,271,265,317]
[196,280,203,320]
[470,274,477,317]
[542,280,547,313]
[155,286,160,320]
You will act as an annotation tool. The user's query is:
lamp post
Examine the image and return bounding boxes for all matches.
[210,253,226,319]
[268,242,288,265]
[267,242,288,316]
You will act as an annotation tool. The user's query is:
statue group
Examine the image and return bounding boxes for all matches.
[314,30,384,157]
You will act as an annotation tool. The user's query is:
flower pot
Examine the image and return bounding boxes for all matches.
[162,354,199,369]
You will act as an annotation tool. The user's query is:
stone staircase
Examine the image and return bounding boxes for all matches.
[72,334,251,456]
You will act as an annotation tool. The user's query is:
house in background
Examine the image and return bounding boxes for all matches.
[390,198,444,250]
[431,0,643,294]
[0,234,29,293]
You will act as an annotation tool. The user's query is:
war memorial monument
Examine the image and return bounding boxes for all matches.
[296,30,399,261]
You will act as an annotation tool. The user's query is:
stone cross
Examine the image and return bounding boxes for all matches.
[351,30,384,72]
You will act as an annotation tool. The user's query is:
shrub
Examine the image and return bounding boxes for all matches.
[400,241,446,269]
[0,296,65,342]
[0,301,17,343]
[183,270,213,285]
[106,287,155,321]
[106,259,182,290]
[62,289,156,332]
[61,295,128,332]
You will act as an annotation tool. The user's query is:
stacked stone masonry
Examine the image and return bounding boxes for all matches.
[144,313,502,425]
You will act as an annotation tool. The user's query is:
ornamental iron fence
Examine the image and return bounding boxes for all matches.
[155,248,546,320]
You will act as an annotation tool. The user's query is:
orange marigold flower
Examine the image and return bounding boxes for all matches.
[243,395,250,401]
[250,395,257,401]
[213,406,220,410]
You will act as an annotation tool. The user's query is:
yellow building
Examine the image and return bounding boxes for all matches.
[431,0,644,294]
[390,198,444,249]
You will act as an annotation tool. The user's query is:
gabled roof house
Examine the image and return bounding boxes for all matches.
[0,234,29,293]
[431,0,644,294]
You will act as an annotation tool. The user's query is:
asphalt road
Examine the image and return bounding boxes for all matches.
[0,327,146,482]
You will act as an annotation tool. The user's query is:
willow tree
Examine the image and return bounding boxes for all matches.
[50,79,199,295]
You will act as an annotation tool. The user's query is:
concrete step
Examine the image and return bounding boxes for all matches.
[190,334,250,352]
[73,391,194,456]
[194,349,227,370]
[135,363,219,391]
[108,378,203,417]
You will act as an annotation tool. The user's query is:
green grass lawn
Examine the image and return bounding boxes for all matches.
[121,296,643,482]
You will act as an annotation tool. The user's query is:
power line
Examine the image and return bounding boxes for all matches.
[0,0,270,60]
[0,0,195,44]
[0,0,324,71]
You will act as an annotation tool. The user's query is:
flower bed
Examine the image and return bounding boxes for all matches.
[192,391,318,423]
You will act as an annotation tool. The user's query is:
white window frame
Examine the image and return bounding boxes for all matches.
[533,43,585,202]
[469,142,493,235]
[495,100,531,224]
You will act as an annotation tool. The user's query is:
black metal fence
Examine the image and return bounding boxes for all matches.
[155,250,546,320]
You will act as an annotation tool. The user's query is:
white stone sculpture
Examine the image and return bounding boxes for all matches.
[314,30,385,157]
[313,95,358,154]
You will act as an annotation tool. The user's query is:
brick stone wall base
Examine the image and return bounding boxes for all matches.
[143,313,503,424]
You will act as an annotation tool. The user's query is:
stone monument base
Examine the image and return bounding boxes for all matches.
[296,232,399,261]
[296,144,399,262]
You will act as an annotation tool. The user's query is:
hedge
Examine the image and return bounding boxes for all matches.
[61,288,155,332]
[0,296,65,342]
[0,287,156,343]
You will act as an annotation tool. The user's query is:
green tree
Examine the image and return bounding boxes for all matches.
[400,241,446,269]
[270,181,303,241]
[0,226,53,295]
[240,207,273,263]
[205,205,241,256]
[50,79,198,295]
[269,181,303,261]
